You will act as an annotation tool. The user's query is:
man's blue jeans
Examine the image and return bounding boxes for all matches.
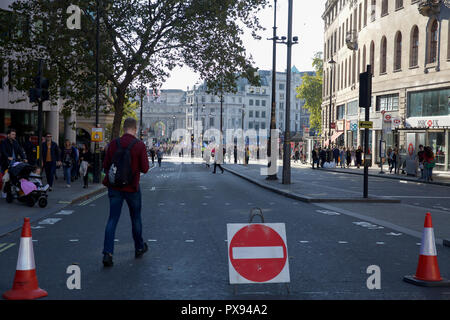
[103,188,144,255]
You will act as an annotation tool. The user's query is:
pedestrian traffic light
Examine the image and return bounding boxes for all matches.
[191,134,194,142]
[29,88,39,103]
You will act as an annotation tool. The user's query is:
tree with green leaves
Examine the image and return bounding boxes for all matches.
[0,0,267,138]
[295,52,323,134]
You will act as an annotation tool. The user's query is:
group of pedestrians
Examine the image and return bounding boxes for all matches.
[311,145,364,169]
[148,146,164,167]
[416,144,436,182]
[0,128,93,192]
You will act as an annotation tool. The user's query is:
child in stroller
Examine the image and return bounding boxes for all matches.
[3,162,49,208]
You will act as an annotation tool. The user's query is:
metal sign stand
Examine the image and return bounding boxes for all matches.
[232,208,290,295]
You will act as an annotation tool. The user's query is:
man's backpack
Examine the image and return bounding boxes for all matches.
[108,138,138,188]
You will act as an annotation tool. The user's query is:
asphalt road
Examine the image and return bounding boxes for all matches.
[1,159,450,300]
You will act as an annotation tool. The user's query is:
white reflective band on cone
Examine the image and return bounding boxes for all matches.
[420,228,437,256]
[16,237,36,270]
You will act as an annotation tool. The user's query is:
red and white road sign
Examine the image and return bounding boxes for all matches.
[227,223,290,284]
[383,113,392,122]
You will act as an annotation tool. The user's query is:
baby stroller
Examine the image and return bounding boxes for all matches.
[3,162,49,208]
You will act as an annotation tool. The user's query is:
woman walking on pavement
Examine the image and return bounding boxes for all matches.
[340,147,346,168]
[62,139,77,188]
[346,147,351,168]
[79,143,92,188]
[355,146,363,169]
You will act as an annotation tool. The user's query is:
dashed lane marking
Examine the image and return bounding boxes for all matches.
[386,232,403,236]
[78,191,107,206]
[185,240,194,243]
[56,210,74,215]
[39,218,62,225]
[338,241,348,244]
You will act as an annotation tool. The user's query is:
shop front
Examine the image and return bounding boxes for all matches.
[405,87,450,171]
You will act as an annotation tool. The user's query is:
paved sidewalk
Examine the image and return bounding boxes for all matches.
[0,168,106,237]
[287,160,450,186]
[222,162,400,203]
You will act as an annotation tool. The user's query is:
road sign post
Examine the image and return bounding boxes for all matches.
[359,65,372,198]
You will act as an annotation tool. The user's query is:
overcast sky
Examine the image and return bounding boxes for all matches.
[161,0,326,90]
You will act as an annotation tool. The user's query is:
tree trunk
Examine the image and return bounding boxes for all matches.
[111,92,125,139]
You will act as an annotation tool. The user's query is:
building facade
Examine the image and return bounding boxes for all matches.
[322,0,450,170]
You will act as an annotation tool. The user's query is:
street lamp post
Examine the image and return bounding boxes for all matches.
[267,0,278,181]
[93,0,101,184]
[328,58,336,148]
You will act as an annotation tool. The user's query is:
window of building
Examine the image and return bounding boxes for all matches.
[249,122,253,129]
[370,41,375,75]
[261,111,266,118]
[249,99,254,106]
[209,117,214,127]
[279,93,285,100]
[364,0,368,27]
[428,19,438,64]
[395,0,403,10]
[380,36,387,74]
[249,110,253,118]
[255,99,260,106]
[0,60,3,89]
[381,0,388,16]
[261,122,266,129]
[410,26,419,67]
[394,31,402,71]
[336,104,345,120]
[279,83,285,90]
[261,100,266,107]
[376,94,399,111]
[371,0,376,21]
[255,111,260,118]
[347,100,359,115]
[408,88,450,117]
[279,102,284,110]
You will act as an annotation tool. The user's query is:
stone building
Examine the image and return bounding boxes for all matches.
[322,0,450,170]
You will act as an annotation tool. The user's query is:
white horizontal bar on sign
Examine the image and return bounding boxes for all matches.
[232,246,284,260]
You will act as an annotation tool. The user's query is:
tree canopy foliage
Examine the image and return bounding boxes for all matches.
[295,52,323,134]
[0,0,268,138]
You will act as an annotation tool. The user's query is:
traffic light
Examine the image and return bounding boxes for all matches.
[28,76,50,103]
[191,134,194,142]
[40,77,49,102]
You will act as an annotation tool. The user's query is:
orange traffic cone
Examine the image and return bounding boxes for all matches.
[404,213,450,287]
[3,218,48,300]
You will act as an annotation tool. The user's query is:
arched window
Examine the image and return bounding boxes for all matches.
[362,45,367,71]
[428,19,438,64]
[357,49,361,82]
[371,0,376,21]
[380,36,387,74]
[381,0,388,16]
[370,41,375,75]
[410,26,419,67]
[394,31,402,71]
[344,59,347,88]
[348,55,352,86]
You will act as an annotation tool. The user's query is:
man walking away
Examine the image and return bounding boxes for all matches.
[333,146,340,165]
[150,147,156,165]
[312,147,318,169]
[102,118,150,267]
[23,135,37,166]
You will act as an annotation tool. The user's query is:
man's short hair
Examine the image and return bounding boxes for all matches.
[7,128,16,135]
[123,118,137,131]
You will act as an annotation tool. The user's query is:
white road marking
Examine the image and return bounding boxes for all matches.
[338,241,348,244]
[0,243,15,253]
[148,239,157,242]
[225,203,230,206]
[56,210,74,215]
[202,203,208,206]
[78,191,107,206]
[299,241,310,244]
[353,221,384,230]
[69,239,79,242]
[114,239,119,242]
[31,226,44,229]
[376,242,385,245]
[386,232,402,236]
[180,203,185,206]
[151,187,156,191]
[185,240,194,243]
[316,210,341,216]
[39,218,62,225]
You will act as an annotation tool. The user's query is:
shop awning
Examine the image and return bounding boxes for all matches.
[330,131,343,143]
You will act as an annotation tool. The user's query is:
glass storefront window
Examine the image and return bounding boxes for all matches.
[428,132,445,165]
[347,100,359,116]
[376,94,399,112]
[408,88,450,117]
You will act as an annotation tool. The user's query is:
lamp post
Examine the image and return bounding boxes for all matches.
[266,0,278,181]
[93,0,101,184]
[328,58,336,148]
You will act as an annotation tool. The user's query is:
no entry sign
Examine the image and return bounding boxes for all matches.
[227,223,290,284]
